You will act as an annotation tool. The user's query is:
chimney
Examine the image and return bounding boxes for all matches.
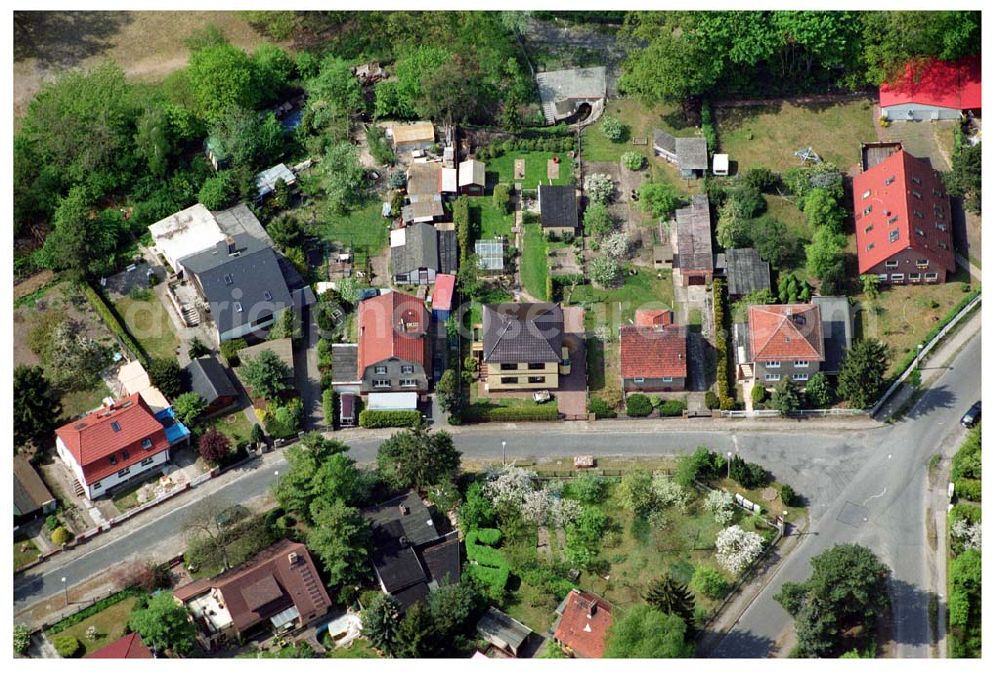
[399,504,410,516]
[399,536,410,548]
[226,235,236,255]
[287,551,300,565]
[588,601,598,618]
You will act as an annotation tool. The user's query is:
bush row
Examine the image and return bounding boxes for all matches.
[359,409,422,429]
[626,393,653,417]
[954,478,982,502]
[588,397,617,419]
[460,401,560,423]
[322,388,335,427]
[81,283,149,366]
[713,282,737,410]
[46,588,143,634]
[465,529,510,595]
[477,136,575,161]
[701,101,718,154]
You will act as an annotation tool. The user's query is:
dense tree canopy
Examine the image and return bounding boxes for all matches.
[238,349,291,401]
[837,338,889,409]
[273,433,372,523]
[306,500,371,601]
[14,365,62,450]
[377,427,462,492]
[128,591,198,656]
[605,605,693,658]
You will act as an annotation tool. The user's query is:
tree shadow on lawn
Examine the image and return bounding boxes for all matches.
[14,11,133,68]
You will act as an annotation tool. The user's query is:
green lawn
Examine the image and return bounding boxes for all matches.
[203,411,255,447]
[567,267,675,333]
[314,198,390,255]
[469,196,514,239]
[327,638,380,658]
[486,151,573,187]
[586,336,623,410]
[14,534,40,569]
[60,382,111,420]
[469,287,515,326]
[521,222,550,301]
[583,98,700,164]
[717,99,875,172]
[111,293,179,362]
[48,596,140,656]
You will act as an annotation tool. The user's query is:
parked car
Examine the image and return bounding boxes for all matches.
[961,401,981,428]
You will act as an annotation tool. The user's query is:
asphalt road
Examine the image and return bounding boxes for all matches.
[709,331,981,657]
[16,333,981,656]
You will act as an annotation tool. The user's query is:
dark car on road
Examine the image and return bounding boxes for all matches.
[961,401,981,428]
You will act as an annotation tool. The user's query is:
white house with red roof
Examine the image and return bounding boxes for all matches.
[619,309,687,393]
[853,148,955,284]
[879,56,981,122]
[55,393,190,500]
[747,304,825,387]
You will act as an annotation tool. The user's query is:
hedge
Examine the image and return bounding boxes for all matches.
[625,393,653,417]
[461,400,560,423]
[886,287,981,384]
[659,399,685,417]
[359,409,422,428]
[81,282,149,366]
[701,101,718,154]
[465,529,510,594]
[713,282,736,410]
[588,397,617,419]
[53,635,83,658]
[468,527,502,548]
[46,588,143,634]
[954,478,982,502]
[322,388,335,426]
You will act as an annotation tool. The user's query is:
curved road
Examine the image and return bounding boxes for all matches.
[16,332,980,658]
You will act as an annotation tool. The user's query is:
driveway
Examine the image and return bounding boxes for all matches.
[558,306,587,420]
[293,303,323,429]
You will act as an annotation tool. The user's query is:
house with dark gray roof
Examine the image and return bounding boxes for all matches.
[363,491,461,610]
[652,129,678,162]
[477,607,534,657]
[14,455,56,528]
[391,223,440,284]
[810,295,856,375]
[538,184,578,235]
[653,129,709,178]
[475,303,566,392]
[184,356,238,415]
[179,234,301,344]
[674,194,714,286]
[535,67,607,124]
[329,344,362,393]
[723,248,772,298]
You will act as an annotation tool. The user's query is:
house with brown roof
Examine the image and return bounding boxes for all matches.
[747,304,825,388]
[619,310,687,393]
[673,194,714,286]
[473,303,567,392]
[358,291,431,395]
[553,590,613,658]
[174,539,331,647]
[85,633,154,659]
[54,393,189,500]
[390,121,435,153]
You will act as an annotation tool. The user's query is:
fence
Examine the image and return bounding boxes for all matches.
[720,408,867,418]
[869,294,981,418]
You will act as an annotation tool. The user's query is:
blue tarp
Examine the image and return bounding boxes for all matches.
[155,407,191,445]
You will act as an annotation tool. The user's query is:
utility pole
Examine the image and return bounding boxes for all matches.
[727,451,733,480]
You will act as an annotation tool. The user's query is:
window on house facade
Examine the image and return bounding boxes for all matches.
[500,363,518,371]
[764,374,780,382]
[764,360,781,368]
[633,377,645,384]
[911,189,922,199]
[373,379,391,388]
[662,377,673,383]
[374,366,388,375]
[916,259,929,268]
[501,376,519,384]
[936,222,947,231]
[793,360,809,368]
[792,373,809,381]
[141,457,156,466]
[914,210,924,219]
[925,272,939,281]
[938,241,949,250]
[118,468,131,478]
[528,376,546,384]
[863,205,873,215]
[528,363,546,370]
[885,260,899,268]
[915,228,925,237]
[889,229,900,242]
[401,365,414,374]
[891,273,905,282]
[400,379,417,387]
[141,438,152,450]
[878,273,888,281]
[93,481,102,489]
[122,450,130,460]
[909,273,921,281]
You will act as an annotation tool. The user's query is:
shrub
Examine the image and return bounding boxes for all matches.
[621,151,645,171]
[81,283,147,366]
[675,447,725,487]
[712,282,735,409]
[955,479,982,502]
[360,409,422,428]
[701,101,717,153]
[187,337,210,360]
[322,388,335,426]
[601,116,626,142]
[751,383,767,406]
[14,624,31,656]
[780,484,797,507]
[493,183,513,214]
[460,401,560,423]
[659,399,685,417]
[730,455,769,490]
[584,173,615,204]
[198,428,232,465]
[588,397,616,419]
[53,635,82,658]
[625,393,653,417]
[50,526,71,546]
[220,339,247,367]
[265,398,304,438]
[691,565,729,599]
[704,390,720,410]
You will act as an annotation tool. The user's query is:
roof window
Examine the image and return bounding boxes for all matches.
[234,302,243,313]
[889,229,900,243]
[224,274,234,285]
[111,421,121,432]
[885,176,896,186]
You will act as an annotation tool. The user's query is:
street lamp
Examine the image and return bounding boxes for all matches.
[501,440,507,465]
[727,451,733,480]
[61,576,68,605]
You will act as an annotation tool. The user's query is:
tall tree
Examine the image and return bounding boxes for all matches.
[644,574,695,630]
[319,141,366,216]
[238,349,291,400]
[128,590,198,656]
[775,543,891,657]
[394,601,439,658]
[360,593,401,656]
[306,500,371,601]
[376,426,462,492]
[836,338,889,408]
[272,433,366,521]
[187,39,259,122]
[207,106,285,171]
[14,365,62,450]
[605,605,693,658]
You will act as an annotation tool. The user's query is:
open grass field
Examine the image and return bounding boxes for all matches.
[717,99,876,172]
[469,196,513,240]
[14,534,40,570]
[48,595,140,656]
[203,410,255,447]
[60,383,112,421]
[111,292,179,362]
[586,336,623,410]
[566,267,675,333]
[854,273,973,373]
[312,198,390,256]
[486,151,573,187]
[521,222,550,301]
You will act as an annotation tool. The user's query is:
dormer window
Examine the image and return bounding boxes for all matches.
[122,450,130,460]
[234,302,243,313]
[862,190,871,199]
[109,454,117,465]
[911,175,922,186]
[224,274,234,285]
[889,229,900,243]
[142,438,153,450]
[111,421,121,432]
[864,224,874,234]
[264,291,272,301]
[885,176,896,186]
[863,205,873,215]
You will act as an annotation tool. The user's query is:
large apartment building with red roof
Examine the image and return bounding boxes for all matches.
[747,304,825,387]
[54,393,190,500]
[357,290,431,395]
[853,149,955,284]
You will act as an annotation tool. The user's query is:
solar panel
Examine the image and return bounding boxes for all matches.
[474,238,504,271]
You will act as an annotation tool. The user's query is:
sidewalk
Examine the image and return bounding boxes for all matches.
[875,309,981,421]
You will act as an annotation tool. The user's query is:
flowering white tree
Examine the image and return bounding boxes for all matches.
[584,173,615,204]
[548,497,583,528]
[652,476,689,510]
[589,255,621,288]
[715,525,765,575]
[521,489,550,524]
[484,464,538,514]
[601,231,631,260]
[951,518,982,551]
[484,465,583,527]
[704,489,736,525]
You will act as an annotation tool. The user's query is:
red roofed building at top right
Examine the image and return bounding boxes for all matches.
[879,56,981,122]
[853,147,955,284]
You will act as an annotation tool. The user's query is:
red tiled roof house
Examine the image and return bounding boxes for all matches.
[85,633,154,659]
[54,393,185,500]
[553,590,613,658]
[879,56,981,122]
[357,291,431,395]
[853,149,955,284]
[620,310,687,393]
[174,539,332,648]
[747,304,825,388]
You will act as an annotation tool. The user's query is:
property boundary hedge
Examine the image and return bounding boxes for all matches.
[359,409,422,429]
[46,588,143,634]
[322,388,335,426]
[713,281,736,409]
[81,282,149,366]
[461,400,559,423]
